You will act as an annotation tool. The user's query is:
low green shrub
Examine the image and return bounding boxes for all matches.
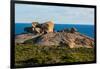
[15,44,95,67]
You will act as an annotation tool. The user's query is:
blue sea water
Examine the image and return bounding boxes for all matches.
[15,23,94,38]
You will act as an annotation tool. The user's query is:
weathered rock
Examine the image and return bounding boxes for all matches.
[42,21,54,33]
[17,21,94,48]
[24,21,54,34]
[15,33,42,44]
[32,27,41,33]
[70,27,77,33]
[32,22,39,28]
[15,34,33,44]
[60,28,70,32]
[36,32,94,48]
[32,22,42,34]
[15,31,94,48]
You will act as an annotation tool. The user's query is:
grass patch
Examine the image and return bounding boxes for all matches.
[15,44,95,67]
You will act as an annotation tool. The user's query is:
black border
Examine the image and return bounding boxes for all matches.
[11,0,97,68]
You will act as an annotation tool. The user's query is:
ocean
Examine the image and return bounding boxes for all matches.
[15,23,94,38]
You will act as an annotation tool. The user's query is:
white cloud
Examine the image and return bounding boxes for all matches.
[15,4,94,25]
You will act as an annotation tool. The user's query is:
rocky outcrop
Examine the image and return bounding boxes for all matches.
[16,21,94,48]
[70,27,77,33]
[58,27,77,33]
[36,32,94,48]
[15,33,42,44]
[15,34,34,44]
[42,21,54,33]
[32,22,42,34]
[24,21,54,34]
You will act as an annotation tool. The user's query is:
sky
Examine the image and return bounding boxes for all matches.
[15,4,94,25]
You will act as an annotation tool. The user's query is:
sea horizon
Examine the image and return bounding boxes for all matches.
[15,23,94,38]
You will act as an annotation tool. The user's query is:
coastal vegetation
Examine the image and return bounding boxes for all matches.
[15,43,95,67]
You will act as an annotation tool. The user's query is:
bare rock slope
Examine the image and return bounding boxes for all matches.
[36,32,94,48]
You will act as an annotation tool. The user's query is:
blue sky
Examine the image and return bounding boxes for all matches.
[15,4,94,25]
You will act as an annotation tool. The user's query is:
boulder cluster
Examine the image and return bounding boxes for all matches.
[24,21,54,34]
[16,21,94,48]
[57,27,77,33]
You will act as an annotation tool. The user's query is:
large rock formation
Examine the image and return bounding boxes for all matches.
[16,21,94,48]
[32,22,42,34]
[36,32,94,48]
[42,21,54,33]
[24,21,54,34]
[15,33,34,44]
